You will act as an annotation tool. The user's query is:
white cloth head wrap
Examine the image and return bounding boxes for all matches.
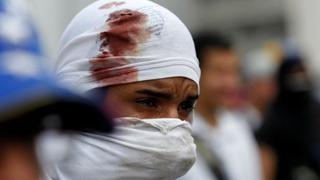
[56,0,200,93]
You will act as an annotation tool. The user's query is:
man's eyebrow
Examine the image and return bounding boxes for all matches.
[186,95,199,101]
[136,89,172,99]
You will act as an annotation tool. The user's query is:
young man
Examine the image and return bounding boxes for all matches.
[180,33,262,180]
[44,0,201,179]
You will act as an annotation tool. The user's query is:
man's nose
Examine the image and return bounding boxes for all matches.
[163,107,180,119]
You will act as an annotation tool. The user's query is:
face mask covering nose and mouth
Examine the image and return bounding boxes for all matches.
[42,117,197,180]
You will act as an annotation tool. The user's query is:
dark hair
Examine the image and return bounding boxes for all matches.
[193,32,232,67]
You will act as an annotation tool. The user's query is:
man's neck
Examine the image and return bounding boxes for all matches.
[196,102,218,127]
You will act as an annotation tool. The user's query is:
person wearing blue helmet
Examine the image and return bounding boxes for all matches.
[0,1,112,180]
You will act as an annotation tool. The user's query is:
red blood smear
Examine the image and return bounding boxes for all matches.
[99,1,125,9]
[101,9,149,56]
[89,9,150,85]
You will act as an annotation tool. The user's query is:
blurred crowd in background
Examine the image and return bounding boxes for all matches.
[1,0,320,180]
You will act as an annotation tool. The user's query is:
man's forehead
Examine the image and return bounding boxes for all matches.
[204,51,238,67]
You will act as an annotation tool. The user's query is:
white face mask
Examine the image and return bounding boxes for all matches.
[41,117,196,180]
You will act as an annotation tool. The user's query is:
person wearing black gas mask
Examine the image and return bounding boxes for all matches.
[257,56,320,180]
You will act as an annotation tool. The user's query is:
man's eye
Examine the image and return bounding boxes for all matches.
[135,98,158,108]
[179,100,195,113]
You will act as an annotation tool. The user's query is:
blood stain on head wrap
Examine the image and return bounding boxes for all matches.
[99,1,126,10]
[90,9,150,85]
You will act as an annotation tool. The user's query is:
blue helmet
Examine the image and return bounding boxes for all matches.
[0,0,112,136]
